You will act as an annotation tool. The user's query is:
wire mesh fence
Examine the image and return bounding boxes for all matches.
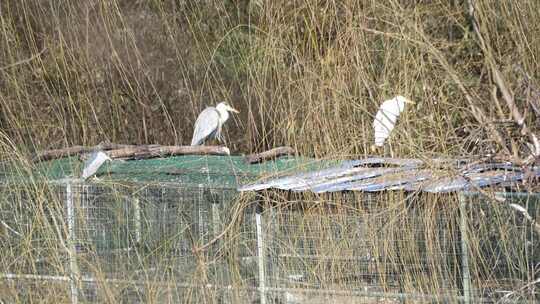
[463,192,540,302]
[0,180,538,303]
[256,191,463,303]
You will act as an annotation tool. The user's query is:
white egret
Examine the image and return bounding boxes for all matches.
[81,151,111,180]
[191,102,239,146]
[372,95,415,152]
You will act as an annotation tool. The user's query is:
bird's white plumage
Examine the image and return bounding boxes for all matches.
[373,96,411,147]
[191,102,238,146]
[81,151,111,180]
[191,107,221,145]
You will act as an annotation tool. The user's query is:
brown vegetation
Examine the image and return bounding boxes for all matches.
[0,0,538,161]
[0,1,539,302]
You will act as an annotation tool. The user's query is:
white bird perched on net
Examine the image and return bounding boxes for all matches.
[372,95,415,152]
[81,151,111,180]
[191,102,239,146]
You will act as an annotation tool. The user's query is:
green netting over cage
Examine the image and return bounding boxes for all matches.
[0,155,339,187]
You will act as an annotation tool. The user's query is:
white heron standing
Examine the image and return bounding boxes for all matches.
[191,102,239,146]
[372,95,415,155]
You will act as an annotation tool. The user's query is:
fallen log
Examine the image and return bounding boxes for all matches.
[32,142,135,162]
[106,145,230,159]
[32,145,86,162]
[33,143,231,162]
[244,146,295,164]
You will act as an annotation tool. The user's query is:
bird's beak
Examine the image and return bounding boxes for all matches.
[229,106,240,113]
[405,98,415,104]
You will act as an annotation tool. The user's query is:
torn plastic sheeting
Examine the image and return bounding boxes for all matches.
[420,170,525,193]
[352,157,423,167]
[348,169,437,192]
[238,157,422,192]
[237,160,364,192]
[309,167,418,193]
[460,162,518,174]
[237,158,540,193]
[286,167,407,192]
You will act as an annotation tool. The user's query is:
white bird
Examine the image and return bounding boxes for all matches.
[81,151,111,180]
[372,95,415,149]
[191,102,239,146]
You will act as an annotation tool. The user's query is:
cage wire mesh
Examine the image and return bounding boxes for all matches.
[250,190,539,303]
[72,182,245,302]
[254,191,465,303]
[462,192,540,302]
[0,179,539,303]
[0,180,251,303]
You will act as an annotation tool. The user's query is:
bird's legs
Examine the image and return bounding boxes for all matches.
[387,141,394,158]
[216,125,222,142]
[216,125,226,145]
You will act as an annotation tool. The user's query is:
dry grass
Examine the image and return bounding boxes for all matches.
[1,0,540,303]
[0,0,538,158]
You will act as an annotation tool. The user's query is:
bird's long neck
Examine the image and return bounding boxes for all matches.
[216,107,230,125]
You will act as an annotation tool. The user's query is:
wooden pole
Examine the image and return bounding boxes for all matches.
[66,183,80,304]
[256,208,267,304]
[133,198,141,244]
[106,145,230,159]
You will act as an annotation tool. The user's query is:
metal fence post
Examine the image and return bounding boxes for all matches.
[459,193,472,304]
[66,182,81,304]
[255,205,267,304]
[133,197,141,244]
[267,207,276,292]
[212,200,220,237]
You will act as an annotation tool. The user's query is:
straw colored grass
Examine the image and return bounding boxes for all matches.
[1,0,539,303]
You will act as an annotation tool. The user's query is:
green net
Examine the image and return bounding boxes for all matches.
[3,155,339,188]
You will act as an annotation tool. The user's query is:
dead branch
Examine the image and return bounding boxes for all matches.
[32,143,135,162]
[467,0,540,161]
[469,105,514,158]
[32,145,86,162]
[491,67,540,155]
[244,146,295,164]
[33,143,231,162]
[106,145,230,159]
[515,65,540,117]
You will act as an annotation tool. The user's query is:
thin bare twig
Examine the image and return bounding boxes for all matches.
[508,203,540,235]
[464,182,540,236]
[0,47,47,71]
[193,198,251,253]
[498,277,540,303]
[1,220,21,236]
